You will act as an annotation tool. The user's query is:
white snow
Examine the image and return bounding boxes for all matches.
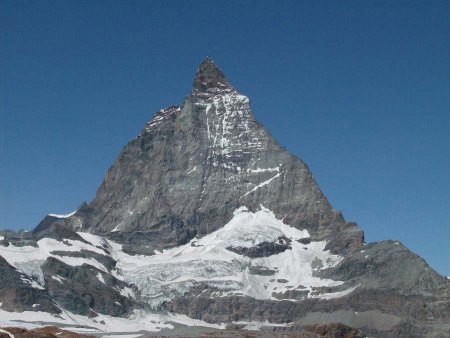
[317,284,360,300]
[241,171,283,198]
[103,206,353,307]
[48,211,76,218]
[20,276,45,290]
[52,275,66,284]
[0,328,14,338]
[202,206,309,248]
[97,273,106,284]
[0,308,223,334]
[202,92,263,171]
[77,232,109,249]
[119,286,135,298]
[186,166,197,174]
[0,235,112,286]
[246,167,280,174]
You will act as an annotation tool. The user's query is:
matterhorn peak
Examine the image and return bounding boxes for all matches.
[192,58,235,96]
[1,59,448,338]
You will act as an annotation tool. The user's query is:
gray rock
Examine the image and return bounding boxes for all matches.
[0,256,60,314]
[248,265,277,276]
[42,256,136,316]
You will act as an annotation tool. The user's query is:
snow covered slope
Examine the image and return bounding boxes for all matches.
[0,206,358,334]
[102,206,357,307]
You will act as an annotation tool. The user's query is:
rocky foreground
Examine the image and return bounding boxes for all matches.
[0,323,365,338]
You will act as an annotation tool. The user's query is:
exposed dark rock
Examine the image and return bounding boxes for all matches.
[248,266,277,276]
[0,256,60,314]
[192,58,234,97]
[32,222,89,244]
[302,323,365,338]
[41,257,135,316]
[0,326,94,338]
[0,229,37,247]
[227,240,291,258]
[297,238,311,245]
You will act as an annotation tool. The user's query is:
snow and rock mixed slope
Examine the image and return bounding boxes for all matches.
[1,59,449,337]
[0,206,358,335]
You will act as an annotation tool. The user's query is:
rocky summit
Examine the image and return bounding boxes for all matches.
[1,59,449,337]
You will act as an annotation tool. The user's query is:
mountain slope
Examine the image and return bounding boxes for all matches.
[58,58,363,255]
[1,59,449,337]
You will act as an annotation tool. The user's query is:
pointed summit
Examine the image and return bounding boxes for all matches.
[192,58,234,96]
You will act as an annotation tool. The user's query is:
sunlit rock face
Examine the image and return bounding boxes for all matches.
[68,57,363,255]
[1,59,449,337]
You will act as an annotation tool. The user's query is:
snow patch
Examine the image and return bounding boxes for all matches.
[119,286,135,298]
[97,273,106,284]
[48,211,76,218]
[52,275,66,284]
[246,167,280,174]
[0,235,111,286]
[0,308,223,334]
[317,284,360,300]
[241,171,282,198]
[0,328,14,338]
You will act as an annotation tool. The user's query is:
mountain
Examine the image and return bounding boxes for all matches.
[1,59,449,337]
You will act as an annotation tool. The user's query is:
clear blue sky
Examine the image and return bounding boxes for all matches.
[1,0,449,275]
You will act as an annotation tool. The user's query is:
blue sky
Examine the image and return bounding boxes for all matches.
[1,0,449,275]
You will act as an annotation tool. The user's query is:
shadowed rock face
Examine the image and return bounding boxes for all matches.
[63,58,363,255]
[42,257,135,316]
[0,256,60,314]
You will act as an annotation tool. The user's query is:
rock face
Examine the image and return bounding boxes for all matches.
[73,58,363,255]
[0,256,60,314]
[1,59,449,337]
